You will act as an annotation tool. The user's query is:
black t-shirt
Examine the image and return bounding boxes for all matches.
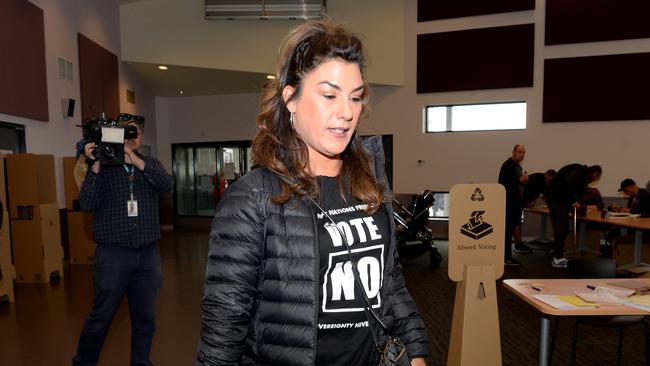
[314,176,390,366]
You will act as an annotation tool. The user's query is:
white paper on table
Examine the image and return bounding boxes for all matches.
[576,292,624,305]
[594,286,635,298]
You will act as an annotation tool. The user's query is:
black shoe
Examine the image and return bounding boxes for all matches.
[505,257,522,266]
[513,242,533,254]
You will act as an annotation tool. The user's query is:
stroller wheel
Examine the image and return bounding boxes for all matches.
[429,248,442,268]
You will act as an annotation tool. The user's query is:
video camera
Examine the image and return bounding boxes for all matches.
[82,113,138,165]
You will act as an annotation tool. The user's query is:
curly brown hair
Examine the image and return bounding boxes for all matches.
[252,20,383,212]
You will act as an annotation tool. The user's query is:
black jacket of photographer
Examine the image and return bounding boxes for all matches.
[196,136,429,365]
[79,154,173,246]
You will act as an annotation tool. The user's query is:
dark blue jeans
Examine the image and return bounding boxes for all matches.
[73,243,162,366]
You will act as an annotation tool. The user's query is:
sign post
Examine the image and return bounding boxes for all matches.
[447,184,505,366]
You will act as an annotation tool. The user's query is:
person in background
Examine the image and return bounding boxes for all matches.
[545,164,602,268]
[606,178,650,246]
[72,114,174,366]
[523,169,556,207]
[196,20,429,365]
[580,186,605,211]
[618,178,650,216]
[498,144,530,266]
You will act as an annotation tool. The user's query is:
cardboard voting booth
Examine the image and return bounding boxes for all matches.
[0,152,14,302]
[63,156,95,264]
[6,154,64,283]
[448,184,505,366]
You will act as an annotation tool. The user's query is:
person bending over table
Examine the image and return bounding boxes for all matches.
[545,164,602,268]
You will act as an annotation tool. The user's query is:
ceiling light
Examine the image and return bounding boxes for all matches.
[179,90,183,95]
[266,74,276,80]
[158,65,168,70]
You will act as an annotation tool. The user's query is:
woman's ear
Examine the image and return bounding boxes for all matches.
[282,85,296,113]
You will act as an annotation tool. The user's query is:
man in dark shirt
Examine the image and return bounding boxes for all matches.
[73,114,174,366]
[523,169,556,206]
[498,144,529,266]
[546,164,602,268]
[619,178,650,216]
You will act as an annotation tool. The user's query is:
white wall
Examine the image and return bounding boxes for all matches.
[1,0,157,208]
[121,63,157,152]
[156,0,650,196]
[371,0,650,195]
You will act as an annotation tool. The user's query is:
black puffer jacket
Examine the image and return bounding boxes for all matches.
[196,136,430,365]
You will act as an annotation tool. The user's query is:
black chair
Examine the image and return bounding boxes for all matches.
[551,258,650,365]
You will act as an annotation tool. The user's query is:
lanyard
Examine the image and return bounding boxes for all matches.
[123,164,135,200]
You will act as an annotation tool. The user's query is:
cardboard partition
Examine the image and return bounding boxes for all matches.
[447,184,505,366]
[63,156,80,210]
[448,184,505,281]
[6,154,57,218]
[11,204,63,283]
[6,154,39,218]
[11,217,44,282]
[36,155,57,204]
[68,211,94,264]
[0,153,7,208]
[0,211,14,302]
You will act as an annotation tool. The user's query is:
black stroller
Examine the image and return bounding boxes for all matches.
[393,190,442,268]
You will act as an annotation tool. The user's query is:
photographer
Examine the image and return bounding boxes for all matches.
[73,114,173,366]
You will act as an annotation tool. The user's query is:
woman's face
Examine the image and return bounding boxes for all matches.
[284,58,364,173]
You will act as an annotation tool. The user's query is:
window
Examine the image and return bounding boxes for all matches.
[425,101,526,132]
[427,192,450,220]
[172,141,251,217]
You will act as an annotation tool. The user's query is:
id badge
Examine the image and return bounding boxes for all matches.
[127,200,138,217]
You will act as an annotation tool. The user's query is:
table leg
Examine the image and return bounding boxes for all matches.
[539,316,551,366]
[634,230,642,266]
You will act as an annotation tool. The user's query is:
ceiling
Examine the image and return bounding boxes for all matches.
[116,1,272,97]
[125,62,271,97]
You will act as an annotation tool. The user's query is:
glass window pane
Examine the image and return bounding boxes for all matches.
[426,106,447,132]
[195,147,217,216]
[425,102,526,132]
[174,147,195,215]
[452,102,526,131]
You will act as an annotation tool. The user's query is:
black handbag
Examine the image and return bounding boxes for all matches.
[308,197,411,366]
[378,336,410,366]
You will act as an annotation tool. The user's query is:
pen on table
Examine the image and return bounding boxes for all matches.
[586,285,596,290]
[530,286,542,292]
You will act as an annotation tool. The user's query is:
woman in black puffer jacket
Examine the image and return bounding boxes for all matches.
[196,20,430,366]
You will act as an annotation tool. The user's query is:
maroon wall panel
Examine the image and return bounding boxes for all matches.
[417,24,534,93]
[543,53,650,123]
[78,33,119,122]
[0,0,49,121]
[418,0,534,22]
[546,0,650,45]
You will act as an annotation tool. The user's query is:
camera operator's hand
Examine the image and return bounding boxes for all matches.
[84,142,100,173]
[124,146,145,171]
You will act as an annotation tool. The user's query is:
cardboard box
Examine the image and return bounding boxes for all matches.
[68,211,94,264]
[6,154,40,218]
[613,235,650,267]
[11,204,63,283]
[6,154,57,219]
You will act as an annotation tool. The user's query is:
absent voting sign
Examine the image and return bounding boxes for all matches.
[448,184,505,282]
